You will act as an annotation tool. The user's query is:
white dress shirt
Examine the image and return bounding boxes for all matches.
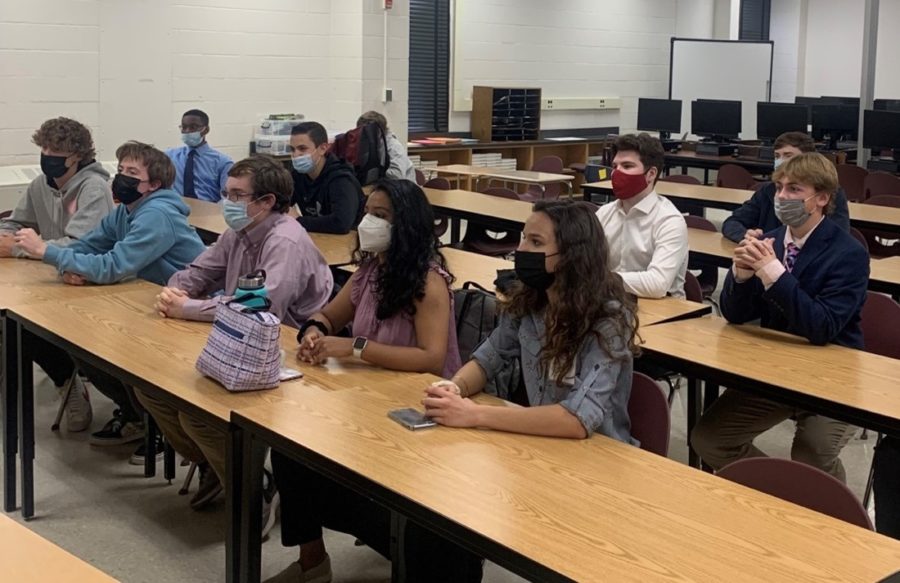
[595,190,689,299]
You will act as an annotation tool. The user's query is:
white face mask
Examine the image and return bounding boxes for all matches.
[357,213,392,253]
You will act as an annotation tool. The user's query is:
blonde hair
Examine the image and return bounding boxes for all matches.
[772,152,838,215]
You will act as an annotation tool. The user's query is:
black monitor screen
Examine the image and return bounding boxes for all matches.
[794,96,820,106]
[637,98,682,134]
[874,99,900,112]
[821,96,860,107]
[691,100,741,138]
[863,109,900,150]
[757,102,809,140]
[811,104,859,138]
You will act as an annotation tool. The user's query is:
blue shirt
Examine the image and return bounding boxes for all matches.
[165,142,233,202]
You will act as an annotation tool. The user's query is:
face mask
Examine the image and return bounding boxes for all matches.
[357,213,392,253]
[41,154,70,187]
[611,169,649,200]
[181,131,203,148]
[222,199,267,231]
[774,195,815,228]
[292,154,315,174]
[111,173,145,205]
[773,157,786,170]
[514,250,558,291]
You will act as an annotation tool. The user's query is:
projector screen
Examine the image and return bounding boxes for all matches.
[669,38,773,140]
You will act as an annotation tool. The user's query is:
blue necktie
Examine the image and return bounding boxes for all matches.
[183,149,197,198]
[784,242,800,273]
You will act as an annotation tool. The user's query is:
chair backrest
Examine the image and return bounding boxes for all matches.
[864,194,900,208]
[528,156,565,200]
[627,372,670,456]
[717,457,874,530]
[454,282,499,362]
[861,291,900,359]
[849,227,869,253]
[683,271,704,303]
[660,174,701,185]
[424,177,451,190]
[716,164,757,190]
[864,171,900,199]
[683,215,717,232]
[836,164,868,202]
[415,168,426,186]
[483,186,523,201]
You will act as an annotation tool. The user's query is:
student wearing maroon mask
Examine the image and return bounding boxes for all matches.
[594,133,688,298]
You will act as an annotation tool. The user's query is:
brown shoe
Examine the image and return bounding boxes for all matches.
[189,462,222,510]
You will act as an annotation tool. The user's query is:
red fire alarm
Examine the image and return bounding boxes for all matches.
[384,0,393,8]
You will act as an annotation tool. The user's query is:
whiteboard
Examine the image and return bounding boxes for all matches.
[669,38,773,140]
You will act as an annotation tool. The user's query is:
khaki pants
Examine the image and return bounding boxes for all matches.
[691,389,856,483]
[133,389,227,484]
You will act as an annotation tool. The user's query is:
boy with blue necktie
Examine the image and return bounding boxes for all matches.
[166,109,233,202]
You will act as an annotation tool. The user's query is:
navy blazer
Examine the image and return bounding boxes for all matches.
[720,218,869,349]
[722,182,851,243]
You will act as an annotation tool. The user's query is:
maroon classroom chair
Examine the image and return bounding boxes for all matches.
[627,372,671,457]
[716,164,759,190]
[660,174,702,185]
[849,227,869,254]
[523,155,565,201]
[460,187,521,257]
[864,172,900,200]
[836,164,868,202]
[424,177,451,238]
[717,457,873,530]
[859,195,900,258]
[414,168,426,186]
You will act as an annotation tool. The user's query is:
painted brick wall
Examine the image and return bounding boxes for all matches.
[0,0,408,166]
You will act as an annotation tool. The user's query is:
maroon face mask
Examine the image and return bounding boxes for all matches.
[611,169,649,200]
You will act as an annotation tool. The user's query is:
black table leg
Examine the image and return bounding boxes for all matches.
[686,376,702,470]
[18,326,35,519]
[234,428,265,583]
[450,219,461,246]
[2,315,18,512]
[226,425,243,583]
[144,412,157,478]
[390,512,406,583]
[163,438,175,482]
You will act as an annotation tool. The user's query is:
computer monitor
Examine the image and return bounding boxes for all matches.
[757,102,809,141]
[821,96,860,107]
[794,96,819,124]
[637,98,682,136]
[863,109,900,151]
[874,99,900,112]
[691,99,741,139]
[811,104,859,148]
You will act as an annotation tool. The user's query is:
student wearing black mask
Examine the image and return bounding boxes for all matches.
[424,200,640,442]
[0,117,115,433]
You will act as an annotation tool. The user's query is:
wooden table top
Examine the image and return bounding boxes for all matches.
[235,376,900,583]
[849,201,900,228]
[0,514,119,582]
[641,315,900,421]
[183,197,357,266]
[424,188,533,224]
[435,164,573,184]
[584,180,752,207]
[688,227,738,259]
[871,256,900,286]
[9,286,412,422]
[0,259,156,311]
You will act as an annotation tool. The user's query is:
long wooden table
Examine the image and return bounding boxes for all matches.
[641,316,900,467]
[0,514,119,582]
[434,164,573,196]
[229,374,900,583]
[424,187,532,244]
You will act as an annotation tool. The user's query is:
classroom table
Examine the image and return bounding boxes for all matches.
[434,164,573,196]
[640,316,900,468]
[228,374,900,583]
[182,197,357,266]
[424,188,532,244]
[0,260,156,512]
[0,514,119,582]
[664,150,774,183]
[870,256,900,296]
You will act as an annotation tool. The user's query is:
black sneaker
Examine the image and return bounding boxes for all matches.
[129,433,165,466]
[89,410,144,446]
[189,462,222,510]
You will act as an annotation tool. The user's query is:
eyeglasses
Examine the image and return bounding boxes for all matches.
[178,124,206,132]
[221,190,257,203]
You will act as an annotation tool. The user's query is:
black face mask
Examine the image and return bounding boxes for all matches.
[40,154,70,187]
[111,173,145,205]
[514,250,558,291]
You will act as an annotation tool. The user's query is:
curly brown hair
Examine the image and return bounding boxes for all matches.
[502,200,641,386]
[31,117,96,161]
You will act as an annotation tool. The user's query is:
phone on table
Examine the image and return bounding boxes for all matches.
[388,408,437,431]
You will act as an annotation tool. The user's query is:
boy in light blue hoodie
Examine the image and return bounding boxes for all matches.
[15,140,206,461]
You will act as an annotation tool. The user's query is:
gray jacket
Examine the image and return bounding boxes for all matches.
[385,132,417,182]
[0,161,114,258]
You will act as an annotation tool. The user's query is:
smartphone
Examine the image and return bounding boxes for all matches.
[279,367,304,381]
[388,408,437,430]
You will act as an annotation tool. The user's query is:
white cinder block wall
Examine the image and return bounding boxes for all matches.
[0,0,408,166]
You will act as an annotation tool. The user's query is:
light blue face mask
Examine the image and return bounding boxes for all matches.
[292,154,315,174]
[222,200,254,231]
[773,157,785,170]
[182,131,204,148]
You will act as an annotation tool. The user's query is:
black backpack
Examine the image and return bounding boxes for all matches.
[328,122,390,186]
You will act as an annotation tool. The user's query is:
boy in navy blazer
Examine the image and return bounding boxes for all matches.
[692,153,868,482]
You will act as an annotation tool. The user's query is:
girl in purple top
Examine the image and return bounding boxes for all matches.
[296,178,461,378]
[269,179,481,583]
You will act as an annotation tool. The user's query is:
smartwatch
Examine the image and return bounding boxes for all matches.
[352,336,368,359]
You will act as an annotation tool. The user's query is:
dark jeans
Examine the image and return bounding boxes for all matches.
[875,435,900,539]
[271,451,483,583]
[74,358,144,424]
[32,338,76,387]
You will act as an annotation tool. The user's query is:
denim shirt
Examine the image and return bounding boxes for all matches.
[472,307,637,444]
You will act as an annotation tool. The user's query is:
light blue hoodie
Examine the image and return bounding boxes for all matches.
[43,188,206,285]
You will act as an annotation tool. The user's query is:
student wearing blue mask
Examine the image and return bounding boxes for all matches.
[165,109,233,202]
[289,121,365,234]
[722,132,850,243]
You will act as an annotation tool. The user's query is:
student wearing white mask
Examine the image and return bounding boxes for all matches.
[165,109,233,202]
[267,178,468,583]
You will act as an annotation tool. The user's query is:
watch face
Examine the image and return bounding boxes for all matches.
[353,337,367,350]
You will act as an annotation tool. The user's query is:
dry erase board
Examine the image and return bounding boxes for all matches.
[669,38,774,140]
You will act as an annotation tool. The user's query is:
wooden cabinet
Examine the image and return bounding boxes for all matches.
[471,86,542,142]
